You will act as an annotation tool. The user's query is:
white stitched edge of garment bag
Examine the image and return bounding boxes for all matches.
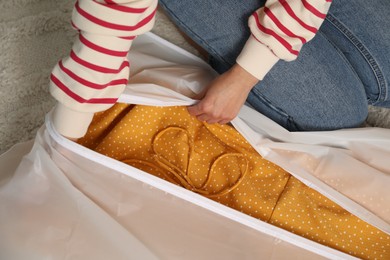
[0,33,389,260]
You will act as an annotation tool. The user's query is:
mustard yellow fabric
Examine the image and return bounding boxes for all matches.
[79,104,390,259]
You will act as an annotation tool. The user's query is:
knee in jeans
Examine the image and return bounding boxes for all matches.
[304,101,369,131]
[247,90,369,131]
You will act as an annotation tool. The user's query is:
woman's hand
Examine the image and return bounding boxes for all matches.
[188,63,259,124]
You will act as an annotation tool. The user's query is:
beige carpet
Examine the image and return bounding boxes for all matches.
[0,0,389,154]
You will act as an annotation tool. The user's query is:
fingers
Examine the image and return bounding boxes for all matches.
[187,103,233,125]
[187,69,250,124]
[187,103,203,117]
[197,114,221,124]
[196,114,230,124]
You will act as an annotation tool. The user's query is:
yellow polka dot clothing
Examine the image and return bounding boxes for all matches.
[78,104,390,259]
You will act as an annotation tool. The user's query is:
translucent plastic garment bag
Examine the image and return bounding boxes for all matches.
[1,33,389,260]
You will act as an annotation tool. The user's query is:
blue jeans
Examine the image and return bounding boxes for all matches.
[159,0,390,131]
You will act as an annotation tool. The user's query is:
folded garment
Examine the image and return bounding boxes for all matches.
[79,103,390,259]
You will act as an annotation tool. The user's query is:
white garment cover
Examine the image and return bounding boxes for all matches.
[0,33,389,260]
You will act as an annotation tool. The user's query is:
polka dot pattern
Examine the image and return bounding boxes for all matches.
[79,104,390,259]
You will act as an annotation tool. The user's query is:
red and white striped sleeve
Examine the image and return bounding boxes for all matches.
[237,0,333,80]
[50,0,157,138]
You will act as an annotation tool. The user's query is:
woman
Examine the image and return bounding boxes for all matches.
[159,0,390,130]
[50,0,390,138]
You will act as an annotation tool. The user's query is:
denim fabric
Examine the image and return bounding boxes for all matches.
[159,0,390,131]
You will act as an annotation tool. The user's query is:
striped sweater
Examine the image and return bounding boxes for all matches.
[50,0,332,138]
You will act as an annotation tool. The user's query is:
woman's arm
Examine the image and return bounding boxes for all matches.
[237,0,333,80]
[50,0,158,139]
[189,0,333,123]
